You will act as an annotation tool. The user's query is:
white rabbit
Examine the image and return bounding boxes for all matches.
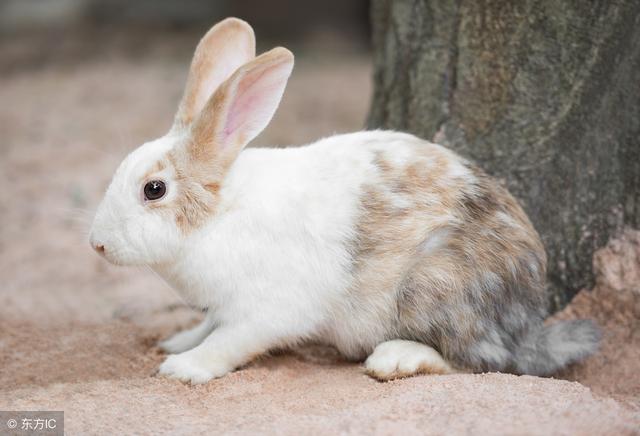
[90,18,600,384]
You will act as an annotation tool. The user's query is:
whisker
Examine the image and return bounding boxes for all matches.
[55,206,94,219]
[144,265,174,293]
[53,206,96,235]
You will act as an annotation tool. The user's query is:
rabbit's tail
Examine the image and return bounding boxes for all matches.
[513,319,601,376]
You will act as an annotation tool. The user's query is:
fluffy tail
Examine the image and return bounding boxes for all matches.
[514,319,602,376]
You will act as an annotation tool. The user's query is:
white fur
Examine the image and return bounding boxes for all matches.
[90,136,182,266]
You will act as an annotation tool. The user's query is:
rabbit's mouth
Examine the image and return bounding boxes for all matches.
[91,242,146,267]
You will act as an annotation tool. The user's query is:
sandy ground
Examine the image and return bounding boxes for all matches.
[1,33,639,435]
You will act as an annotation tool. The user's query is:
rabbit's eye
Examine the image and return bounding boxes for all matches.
[144,180,166,201]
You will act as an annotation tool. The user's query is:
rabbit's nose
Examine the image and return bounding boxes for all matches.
[90,235,106,256]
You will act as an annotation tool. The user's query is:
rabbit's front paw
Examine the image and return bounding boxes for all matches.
[158,351,231,384]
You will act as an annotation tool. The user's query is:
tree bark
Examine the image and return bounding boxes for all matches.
[368,0,640,310]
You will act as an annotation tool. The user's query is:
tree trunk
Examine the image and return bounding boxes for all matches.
[368,0,640,310]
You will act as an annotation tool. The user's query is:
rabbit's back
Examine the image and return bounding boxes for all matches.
[315,132,547,373]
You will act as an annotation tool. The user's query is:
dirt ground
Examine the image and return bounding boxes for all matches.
[0,32,639,435]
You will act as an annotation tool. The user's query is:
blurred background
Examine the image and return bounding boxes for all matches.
[0,0,372,329]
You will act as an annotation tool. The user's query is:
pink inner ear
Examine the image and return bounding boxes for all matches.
[220,62,290,145]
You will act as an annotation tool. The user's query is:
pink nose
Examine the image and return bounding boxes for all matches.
[90,237,106,256]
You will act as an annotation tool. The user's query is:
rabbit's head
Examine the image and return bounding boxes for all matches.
[89,18,294,265]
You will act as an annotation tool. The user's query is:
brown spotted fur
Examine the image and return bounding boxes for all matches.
[348,139,548,373]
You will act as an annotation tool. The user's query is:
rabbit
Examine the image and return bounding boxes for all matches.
[89,17,601,384]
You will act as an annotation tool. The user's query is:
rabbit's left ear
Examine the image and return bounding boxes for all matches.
[187,47,294,171]
[173,18,256,130]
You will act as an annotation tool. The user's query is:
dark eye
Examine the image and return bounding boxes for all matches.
[143,180,166,201]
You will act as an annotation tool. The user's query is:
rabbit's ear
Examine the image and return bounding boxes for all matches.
[188,47,294,169]
[173,18,255,130]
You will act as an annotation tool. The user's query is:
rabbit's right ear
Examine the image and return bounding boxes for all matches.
[172,18,255,130]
